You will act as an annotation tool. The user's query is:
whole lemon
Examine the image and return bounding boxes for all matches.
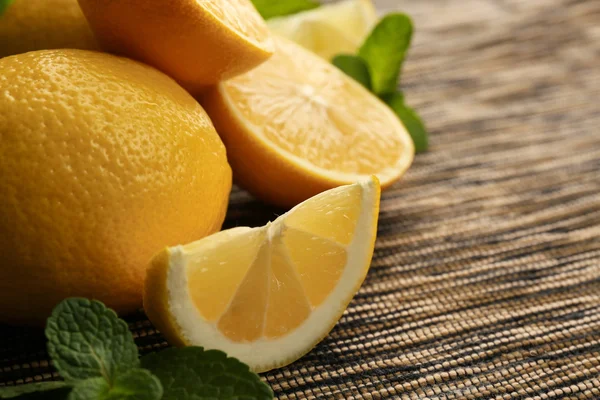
[0,0,97,58]
[0,50,232,326]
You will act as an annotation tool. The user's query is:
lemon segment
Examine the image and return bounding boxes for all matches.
[264,238,312,339]
[285,182,362,245]
[283,229,348,307]
[217,241,271,342]
[185,228,264,322]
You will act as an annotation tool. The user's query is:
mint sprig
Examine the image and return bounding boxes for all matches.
[332,55,371,90]
[383,93,428,153]
[142,348,273,400]
[251,0,319,20]
[0,299,273,400]
[46,298,140,382]
[333,12,429,152]
[67,369,162,400]
[358,13,413,96]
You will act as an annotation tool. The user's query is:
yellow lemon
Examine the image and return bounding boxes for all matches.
[144,177,380,372]
[0,50,232,326]
[77,0,274,92]
[202,37,414,207]
[0,0,97,58]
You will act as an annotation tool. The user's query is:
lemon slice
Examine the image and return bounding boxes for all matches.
[77,0,274,92]
[144,177,381,372]
[202,37,414,207]
[267,0,378,60]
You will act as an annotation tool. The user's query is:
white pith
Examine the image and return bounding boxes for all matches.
[164,179,378,371]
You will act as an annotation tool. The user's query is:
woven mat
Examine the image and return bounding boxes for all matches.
[2,0,600,398]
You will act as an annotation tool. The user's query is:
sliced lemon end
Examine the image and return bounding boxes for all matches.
[145,177,380,372]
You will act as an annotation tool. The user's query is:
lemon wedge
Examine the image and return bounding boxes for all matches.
[267,0,378,60]
[144,177,381,372]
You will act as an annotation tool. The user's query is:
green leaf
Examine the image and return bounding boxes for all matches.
[358,13,413,95]
[104,369,162,400]
[67,378,107,400]
[384,92,428,153]
[0,382,70,399]
[0,0,15,16]
[251,0,319,20]
[45,298,140,383]
[332,55,372,89]
[68,369,162,400]
[141,347,273,400]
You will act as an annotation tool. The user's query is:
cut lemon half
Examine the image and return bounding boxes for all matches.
[144,177,381,372]
[267,0,378,60]
[202,36,414,207]
[77,0,274,92]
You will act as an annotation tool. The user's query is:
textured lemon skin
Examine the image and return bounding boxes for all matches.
[77,0,274,93]
[0,0,98,58]
[0,50,232,326]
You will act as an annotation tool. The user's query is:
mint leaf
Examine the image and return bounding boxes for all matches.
[141,347,273,400]
[68,369,162,400]
[45,298,139,383]
[67,378,107,400]
[332,55,372,89]
[359,13,413,95]
[384,92,428,153]
[0,382,70,399]
[104,369,162,400]
[251,0,319,20]
[0,0,14,16]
